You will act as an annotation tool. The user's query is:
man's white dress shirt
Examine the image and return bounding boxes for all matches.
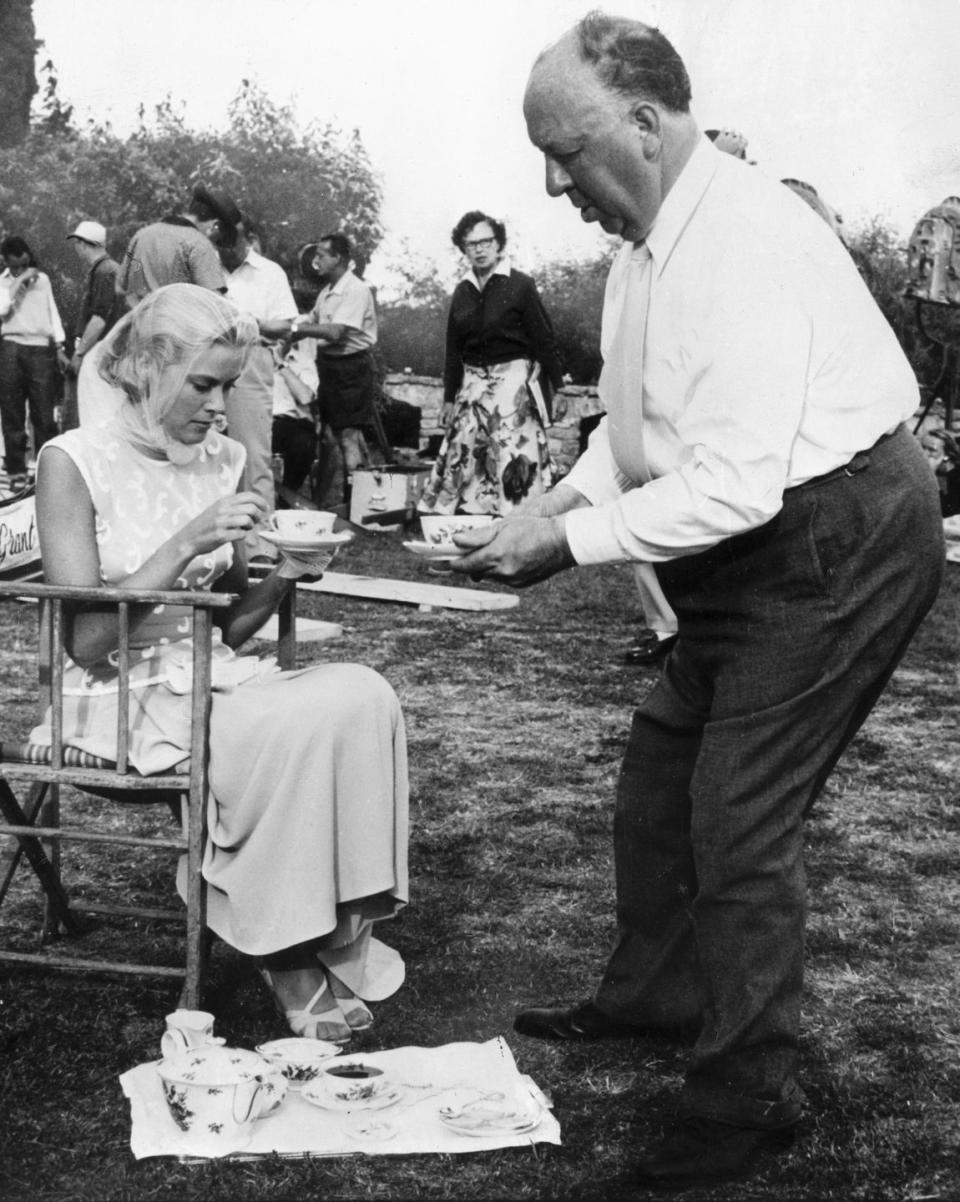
[0,271,65,346]
[225,249,298,327]
[563,138,918,566]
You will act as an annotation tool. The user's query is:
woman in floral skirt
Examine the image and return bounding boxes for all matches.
[419,211,564,515]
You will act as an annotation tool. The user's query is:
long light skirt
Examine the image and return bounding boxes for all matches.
[176,662,408,996]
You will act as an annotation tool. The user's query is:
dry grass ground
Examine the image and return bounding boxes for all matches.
[1,530,958,1201]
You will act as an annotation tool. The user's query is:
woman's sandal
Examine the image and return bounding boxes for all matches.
[322,967,374,1031]
[258,966,353,1043]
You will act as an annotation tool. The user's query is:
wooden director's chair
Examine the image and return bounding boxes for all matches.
[0,580,297,1007]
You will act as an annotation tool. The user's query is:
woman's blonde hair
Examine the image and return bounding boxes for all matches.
[98,283,259,456]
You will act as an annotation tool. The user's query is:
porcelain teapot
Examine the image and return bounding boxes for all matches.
[157,1045,286,1146]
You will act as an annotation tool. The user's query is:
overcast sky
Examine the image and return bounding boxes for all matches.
[33,0,960,284]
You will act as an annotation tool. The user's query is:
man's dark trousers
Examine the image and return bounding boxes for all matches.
[0,341,59,475]
[594,425,944,1129]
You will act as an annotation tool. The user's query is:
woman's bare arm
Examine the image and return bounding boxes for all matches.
[38,448,269,666]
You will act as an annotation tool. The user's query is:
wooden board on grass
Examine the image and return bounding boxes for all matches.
[254,615,344,643]
[297,571,518,611]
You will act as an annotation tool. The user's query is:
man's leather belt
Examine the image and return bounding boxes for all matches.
[788,426,899,492]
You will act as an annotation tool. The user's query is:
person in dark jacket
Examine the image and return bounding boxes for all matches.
[63,220,122,431]
[419,210,564,515]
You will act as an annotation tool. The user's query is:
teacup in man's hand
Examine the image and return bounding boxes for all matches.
[450,516,575,588]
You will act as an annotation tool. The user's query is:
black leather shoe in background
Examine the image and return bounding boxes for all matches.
[513,1000,649,1041]
[624,629,678,665]
[634,1116,796,1187]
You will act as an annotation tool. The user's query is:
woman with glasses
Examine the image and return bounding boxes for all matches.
[419,210,564,515]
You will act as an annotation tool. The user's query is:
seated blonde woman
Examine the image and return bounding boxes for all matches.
[34,283,408,1043]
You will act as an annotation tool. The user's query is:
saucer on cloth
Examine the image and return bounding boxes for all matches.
[437,1087,543,1137]
[402,540,464,562]
[300,1081,405,1113]
[347,1117,398,1142]
[260,529,353,553]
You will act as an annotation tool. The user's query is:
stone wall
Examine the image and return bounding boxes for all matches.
[382,372,604,478]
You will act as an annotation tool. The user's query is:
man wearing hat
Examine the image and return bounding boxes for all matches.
[64,220,121,431]
[116,183,237,309]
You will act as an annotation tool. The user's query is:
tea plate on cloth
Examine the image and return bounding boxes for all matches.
[402,540,464,562]
[438,1088,543,1137]
[301,1083,405,1113]
[348,1118,399,1142]
[120,1037,559,1161]
[260,530,353,553]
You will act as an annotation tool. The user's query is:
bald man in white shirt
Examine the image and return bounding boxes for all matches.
[452,12,944,1188]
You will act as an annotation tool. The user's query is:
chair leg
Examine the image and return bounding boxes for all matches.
[0,780,48,904]
[0,778,82,935]
[178,929,213,1009]
[182,785,209,1008]
[40,784,65,941]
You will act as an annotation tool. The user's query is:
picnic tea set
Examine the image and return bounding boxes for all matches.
[156,1009,543,1147]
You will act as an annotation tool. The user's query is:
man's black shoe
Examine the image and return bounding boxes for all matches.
[513,999,651,1041]
[624,629,677,666]
[633,1116,795,1188]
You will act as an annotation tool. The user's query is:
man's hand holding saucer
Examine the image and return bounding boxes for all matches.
[448,516,575,588]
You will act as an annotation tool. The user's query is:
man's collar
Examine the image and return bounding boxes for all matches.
[231,247,262,273]
[643,136,718,273]
[322,267,353,295]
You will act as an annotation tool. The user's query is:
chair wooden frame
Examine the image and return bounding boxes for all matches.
[0,578,297,1007]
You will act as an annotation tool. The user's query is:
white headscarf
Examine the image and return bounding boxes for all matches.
[97,283,259,462]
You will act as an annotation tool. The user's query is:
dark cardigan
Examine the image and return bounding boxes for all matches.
[443,268,564,409]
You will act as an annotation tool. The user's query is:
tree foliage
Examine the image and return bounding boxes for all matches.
[845,215,948,401]
[534,246,617,384]
[0,0,37,148]
[0,75,383,337]
[377,244,451,377]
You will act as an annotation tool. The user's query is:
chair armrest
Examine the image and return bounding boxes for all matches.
[0,581,237,608]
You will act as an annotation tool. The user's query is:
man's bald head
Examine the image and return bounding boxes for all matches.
[524,13,698,243]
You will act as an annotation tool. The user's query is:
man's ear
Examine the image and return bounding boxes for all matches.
[631,102,663,159]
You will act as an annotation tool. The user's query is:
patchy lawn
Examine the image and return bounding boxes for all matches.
[1,529,958,1201]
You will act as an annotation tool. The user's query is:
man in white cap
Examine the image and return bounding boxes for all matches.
[64,220,121,430]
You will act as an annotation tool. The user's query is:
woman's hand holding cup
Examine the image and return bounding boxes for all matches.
[182,491,268,557]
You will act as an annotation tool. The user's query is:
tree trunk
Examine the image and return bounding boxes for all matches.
[0,0,38,148]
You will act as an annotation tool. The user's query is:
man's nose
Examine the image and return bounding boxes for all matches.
[545,157,572,198]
